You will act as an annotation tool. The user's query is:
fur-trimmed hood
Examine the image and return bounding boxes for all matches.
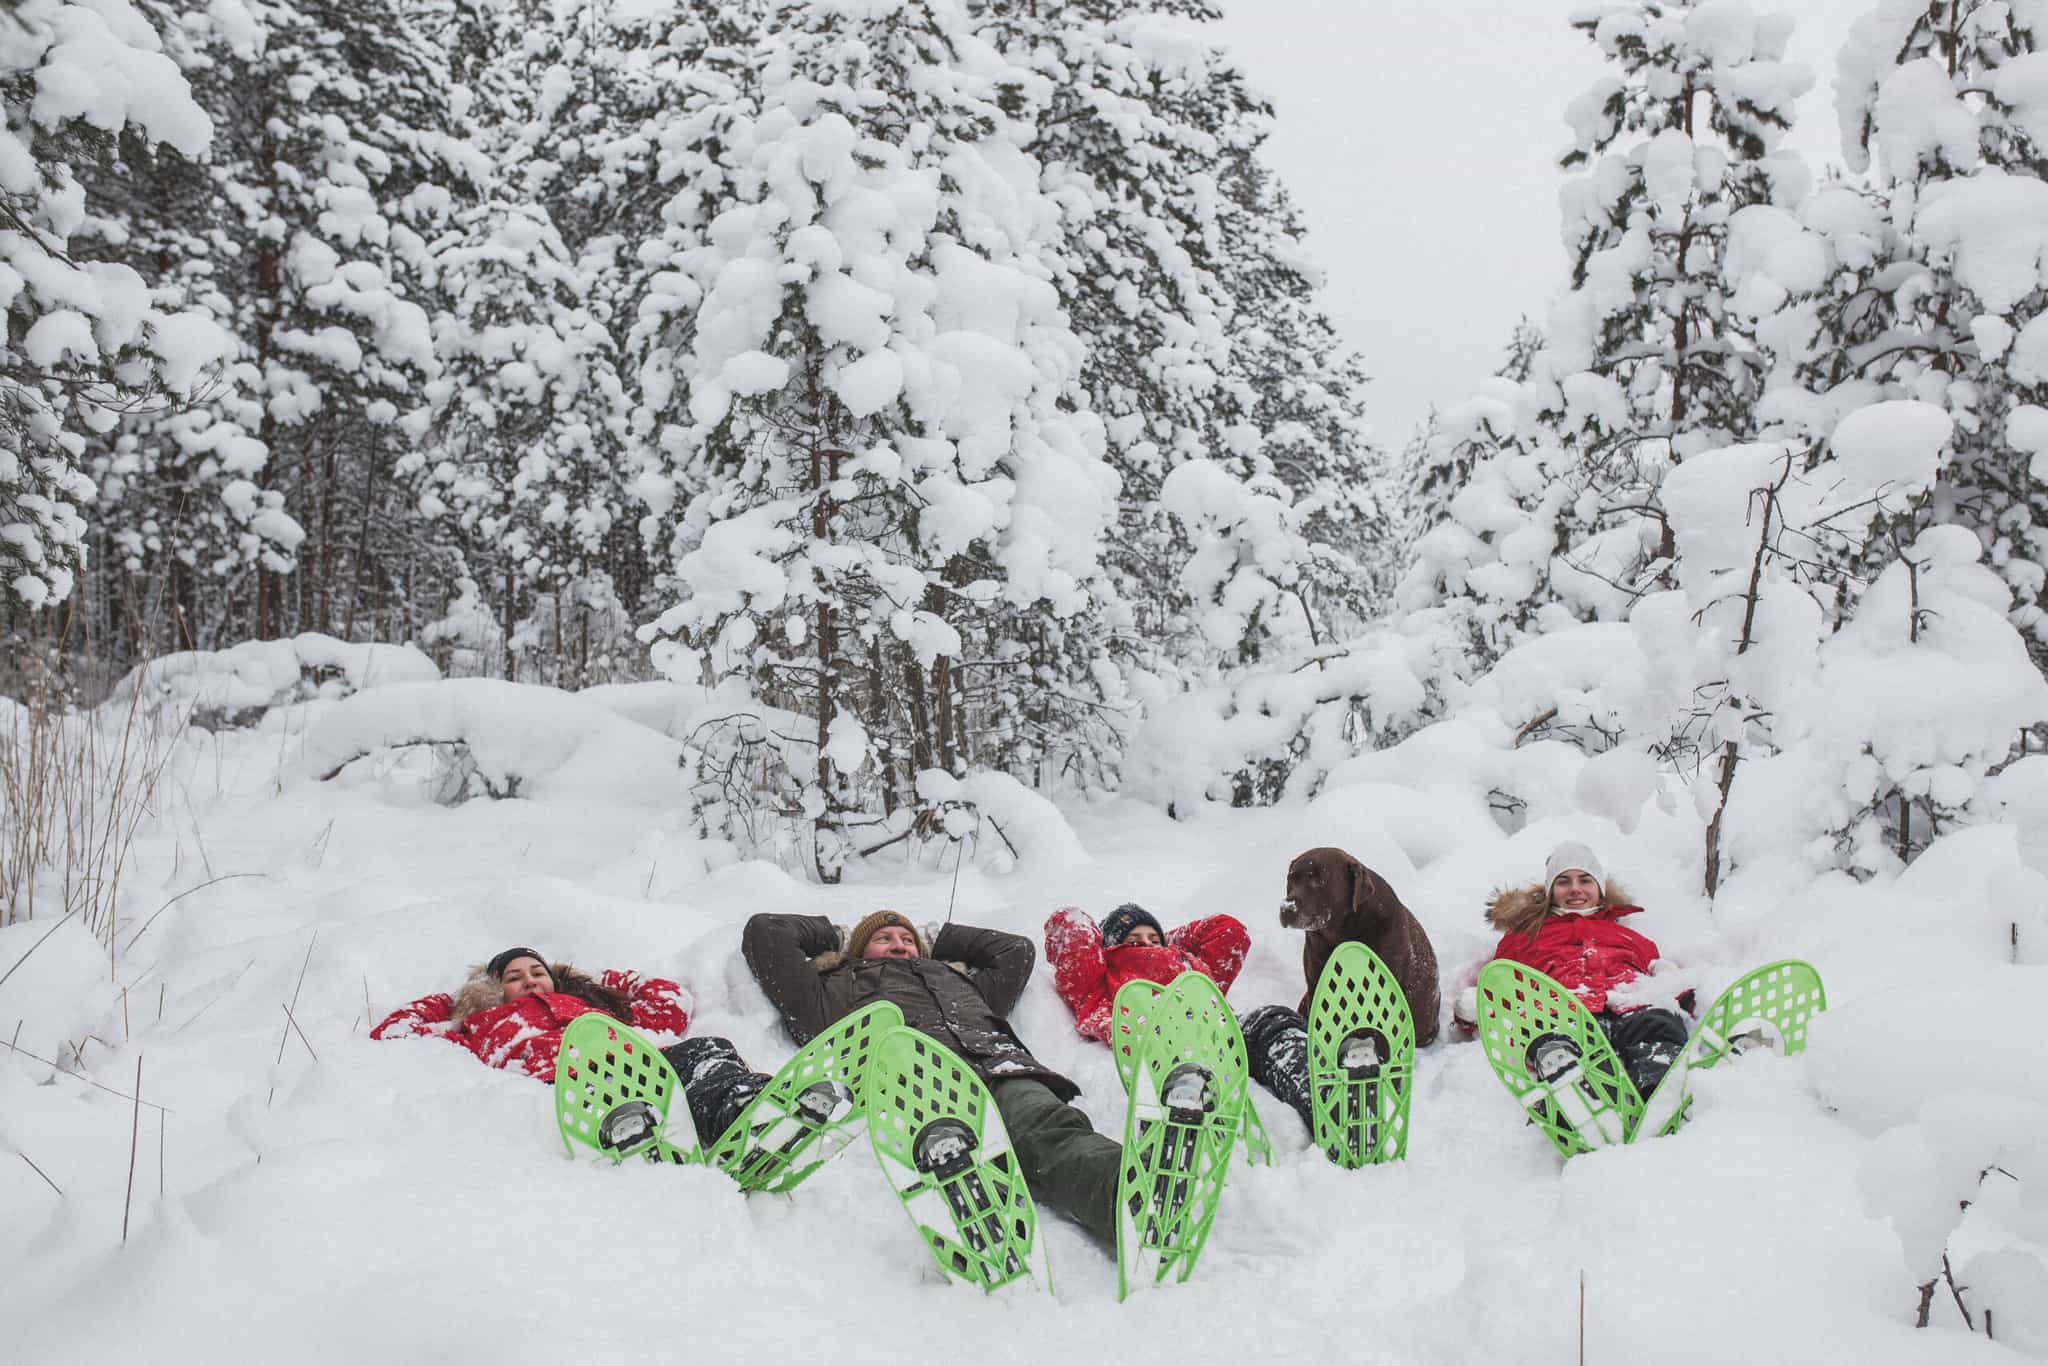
[449,961,609,1023]
[1485,880,1634,937]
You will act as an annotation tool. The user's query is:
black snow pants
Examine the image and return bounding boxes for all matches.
[991,1078,1121,1247]
[1238,1004,1314,1129]
[660,1037,770,1147]
[1595,1005,1690,1100]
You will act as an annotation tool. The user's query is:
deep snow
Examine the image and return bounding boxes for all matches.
[0,685,2036,1365]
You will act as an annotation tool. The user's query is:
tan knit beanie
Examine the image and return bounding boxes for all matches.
[845,909,925,960]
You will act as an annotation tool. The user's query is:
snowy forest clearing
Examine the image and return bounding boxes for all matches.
[8,0,2048,1359]
[0,683,2037,1365]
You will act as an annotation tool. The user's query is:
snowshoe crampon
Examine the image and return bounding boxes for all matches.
[555,1014,697,1166]
[866,1026,1048,1295]
[705,1001,902,1194]
[1474,961,1640,1159]
[1307,942,1417,1167]
[1116,975,1248,1300]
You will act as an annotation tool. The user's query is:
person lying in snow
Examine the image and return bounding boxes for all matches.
[372,946,775,1147]
[1455,841,1693,1099]
[742,909,1140,1247]
[1043,903,1250,1042]
[1044,901,1371,1145]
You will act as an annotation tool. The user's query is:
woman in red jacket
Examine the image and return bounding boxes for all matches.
[372,946,689,1081]
[1044,903,1250,1041]
[373,946,769,1145]
[1481,842,1690,1099]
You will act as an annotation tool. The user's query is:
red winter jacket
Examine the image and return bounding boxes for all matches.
[1044,907,1250,1042]
[1489,905,1659,1015]
[371,969,687,1082]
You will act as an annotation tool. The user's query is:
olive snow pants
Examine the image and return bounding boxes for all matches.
[991,1079,1121,1247]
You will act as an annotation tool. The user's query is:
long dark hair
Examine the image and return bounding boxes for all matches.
[550,964,632,1023]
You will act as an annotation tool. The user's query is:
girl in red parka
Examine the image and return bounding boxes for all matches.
[372,946,690,1083]
[1044,903,1251,1042]
[1479,842,1690,1099]
[374,946,773,1147]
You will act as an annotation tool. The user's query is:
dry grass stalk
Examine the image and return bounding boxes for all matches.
[122,1054,143,1242]
[1,653,186,966]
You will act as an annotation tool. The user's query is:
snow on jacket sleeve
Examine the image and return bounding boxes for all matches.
[371,992,454,1040]
[603,969,689,1035]
[1045,907,1112,1040]
[461,995,582,1080]
[743,913,840,1044]
[931,922,1035,1020]
[1169,915,1251,995]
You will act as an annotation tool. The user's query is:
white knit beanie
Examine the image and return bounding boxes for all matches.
[1543,842,1605,900]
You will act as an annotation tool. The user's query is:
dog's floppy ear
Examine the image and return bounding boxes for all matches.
[1347,853,1374,924]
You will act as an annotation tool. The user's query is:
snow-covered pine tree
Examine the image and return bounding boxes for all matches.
[1828,0,2048,671]
[0,1,230,612]
[400,1,744,679]
[969,0,1380,673]
[635,0,1122,879]
[1540,0,1812,594]
[411,198,632,681]
[80,0,470,652]
[1209,155,1388,639]
[1396,1,1813,707]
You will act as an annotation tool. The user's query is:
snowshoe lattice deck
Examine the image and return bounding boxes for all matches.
[867,1027,1047,1294]
[555,1014,695,1165]
[706,1001,902,1193]
[1111,976,1269,1166]
[1475,961,1641,1159]
[1116,974,1248,1299]
[1307,941,1416,1167]
[1633,959,1827,1140]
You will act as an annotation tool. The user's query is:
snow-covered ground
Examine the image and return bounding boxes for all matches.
[1,681,2038,1365]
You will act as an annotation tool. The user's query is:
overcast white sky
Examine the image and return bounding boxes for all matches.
[1209,0,1875,450]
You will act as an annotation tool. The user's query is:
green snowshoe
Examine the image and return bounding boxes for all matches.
[1116,973,1248,1299]
[555,1014,697,1165]
[1632,959,1827,1140]
[866,1026,1048,1294]
[706,1001,902,1193]
[1111,976,1270,1166]
[1475,960,1641,1159]
[1307,941,1416,1167]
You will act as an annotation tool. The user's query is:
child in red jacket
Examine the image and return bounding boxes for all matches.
[1044,904,1250,1041]
[1474,842,1690,1099]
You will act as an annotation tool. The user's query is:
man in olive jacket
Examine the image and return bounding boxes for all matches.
[742,908,1123,1245]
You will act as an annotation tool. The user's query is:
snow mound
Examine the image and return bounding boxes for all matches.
[915,769,1088,875]
[300,678,690,804]
[105,635,439,724]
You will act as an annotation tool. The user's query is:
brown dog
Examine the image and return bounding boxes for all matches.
[1279,846,1441,1046]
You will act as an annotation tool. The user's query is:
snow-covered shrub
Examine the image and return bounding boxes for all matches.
[419,578,506,680]
[302,677,687,806]
[1122,618,1455,812]
[509,572,641,689]
[1860,1090,2048,1342]
[1612,403,2048,892]
[103,635,439,730]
